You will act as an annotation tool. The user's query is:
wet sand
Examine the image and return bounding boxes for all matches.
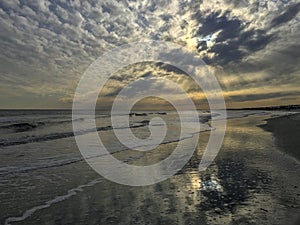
[1,113,300,225]
[259,113,300,161]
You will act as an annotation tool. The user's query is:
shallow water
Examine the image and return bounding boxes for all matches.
[0,110,299,225]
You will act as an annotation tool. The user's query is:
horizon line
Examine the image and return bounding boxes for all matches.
[0,104,299,111]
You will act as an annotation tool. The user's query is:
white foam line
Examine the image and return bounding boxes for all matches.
[4,178,102,225]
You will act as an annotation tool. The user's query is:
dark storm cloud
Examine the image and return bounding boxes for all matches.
[271,2,300,27]
[213,30,272,66]
[195,11,273,66]
[196,11,241,36]
[223,42,300,80]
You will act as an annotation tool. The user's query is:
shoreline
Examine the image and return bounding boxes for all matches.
[259,112,300,162]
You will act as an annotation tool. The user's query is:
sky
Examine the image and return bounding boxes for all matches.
[0,0,299,109]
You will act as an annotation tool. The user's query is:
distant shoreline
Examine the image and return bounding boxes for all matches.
[227,104,300,111]
[0,103,299,111]
[259,113,300,161]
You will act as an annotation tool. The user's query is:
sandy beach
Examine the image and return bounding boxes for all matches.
[259,113,300,161]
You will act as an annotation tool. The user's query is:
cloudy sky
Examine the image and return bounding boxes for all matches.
[0,0,299,109]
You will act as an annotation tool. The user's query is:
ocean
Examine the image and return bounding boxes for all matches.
[0,110,299,225]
